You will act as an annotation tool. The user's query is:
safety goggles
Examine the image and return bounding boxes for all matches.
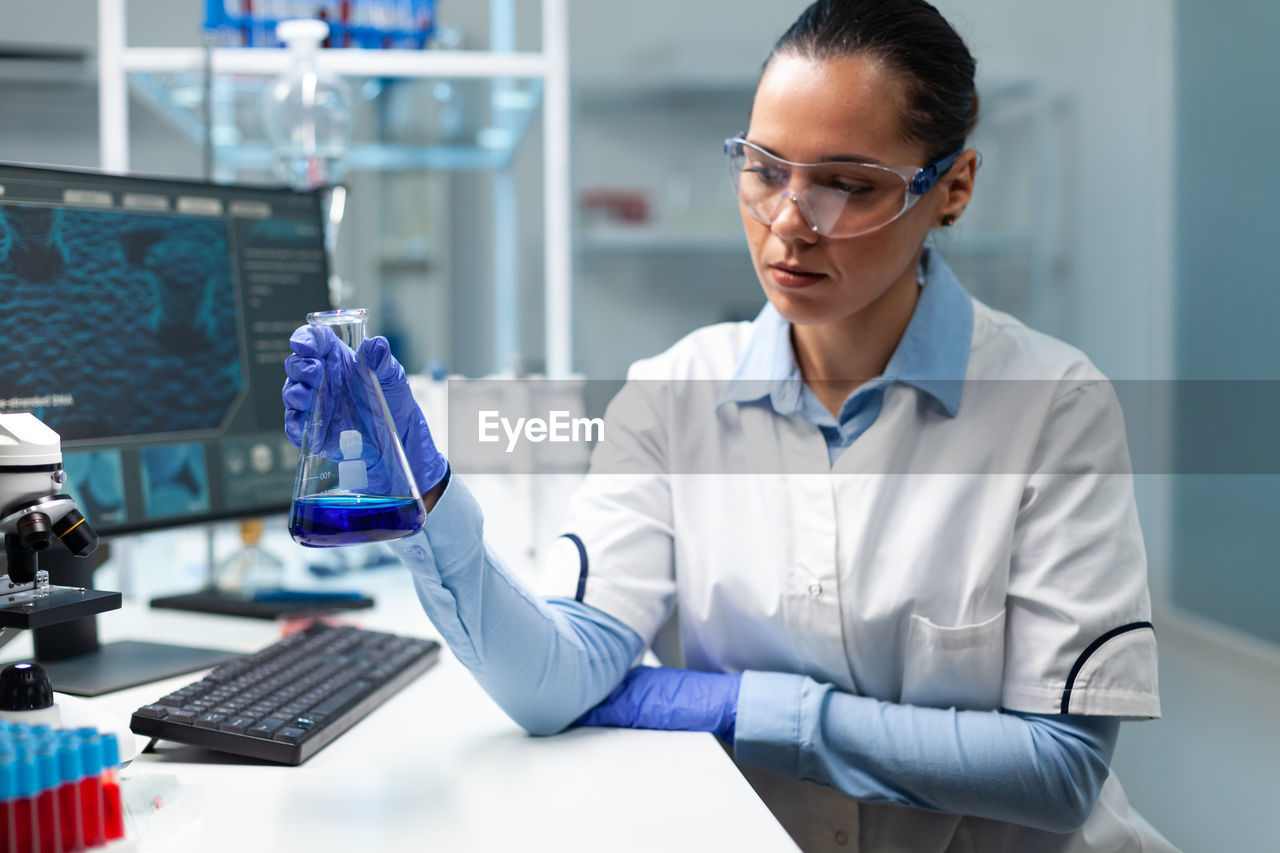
[724,136,962,238]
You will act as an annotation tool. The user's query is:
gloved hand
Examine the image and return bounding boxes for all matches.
[283,326,448,493]
[574,666,742,742]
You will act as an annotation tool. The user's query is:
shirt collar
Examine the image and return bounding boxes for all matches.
[717,247,973,417]
[716,299,804,414]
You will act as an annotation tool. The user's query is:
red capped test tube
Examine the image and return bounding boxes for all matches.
[13,752,40,853]
[34,745,61,853]
[96,735,122,843]
[54,735,83,852]
[73,734,103,849]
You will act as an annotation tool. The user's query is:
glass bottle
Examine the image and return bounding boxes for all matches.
[262,19,353,191]
[289,309,427,547]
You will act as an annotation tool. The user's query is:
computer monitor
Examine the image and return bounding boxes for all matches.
[0,161,333,694]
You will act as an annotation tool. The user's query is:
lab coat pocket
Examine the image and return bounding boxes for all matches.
[901,609,1006,710]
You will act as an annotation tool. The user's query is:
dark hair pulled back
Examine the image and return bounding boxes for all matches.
[767,0,979,164]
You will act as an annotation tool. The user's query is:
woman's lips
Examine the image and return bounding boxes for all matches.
[769,264,827,288]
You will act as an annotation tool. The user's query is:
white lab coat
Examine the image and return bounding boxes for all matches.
[539,296,1176,852]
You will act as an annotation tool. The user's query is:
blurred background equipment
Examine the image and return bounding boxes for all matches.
[261,18,353,305]
[203,0,439,49]
[261,18,353,191]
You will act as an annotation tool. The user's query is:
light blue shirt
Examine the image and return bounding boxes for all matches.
[392,248,1117,832]
[719,248,973,464]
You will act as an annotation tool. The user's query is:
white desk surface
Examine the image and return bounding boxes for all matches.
[8,560,798,853]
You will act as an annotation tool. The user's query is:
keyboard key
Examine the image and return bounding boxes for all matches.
[134,704,169,719]
[310,679,374,717]
[206,662,249,683]
[247,717,287,737]
[219,717,257,734]
[273,726,310,745]
[195,713,226,729]
[166,711,197,724]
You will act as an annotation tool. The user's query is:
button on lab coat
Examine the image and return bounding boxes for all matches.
[540,288,1172,852]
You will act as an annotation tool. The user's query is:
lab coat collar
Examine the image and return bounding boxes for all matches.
[717,247,973,417]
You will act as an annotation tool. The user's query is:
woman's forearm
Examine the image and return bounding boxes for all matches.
[734,672,1119,833]
[391,476,644,734]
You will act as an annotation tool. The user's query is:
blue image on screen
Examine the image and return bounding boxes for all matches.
[140,444,211,520]
[0,203,243,442]
[62,450,128,527]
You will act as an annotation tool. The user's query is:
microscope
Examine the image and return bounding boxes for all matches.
[0,412,121,652]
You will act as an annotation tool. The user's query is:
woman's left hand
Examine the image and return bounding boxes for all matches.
[574,666,742,742]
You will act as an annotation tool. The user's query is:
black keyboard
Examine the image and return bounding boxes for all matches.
[130,623,441,765]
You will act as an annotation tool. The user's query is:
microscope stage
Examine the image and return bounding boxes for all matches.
[0,586,122,629]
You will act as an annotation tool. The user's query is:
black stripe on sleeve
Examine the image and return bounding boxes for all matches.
[560,533,589,602]
[1060,621,1155,714]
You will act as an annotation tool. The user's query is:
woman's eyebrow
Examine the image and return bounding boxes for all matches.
[745,138,887,167]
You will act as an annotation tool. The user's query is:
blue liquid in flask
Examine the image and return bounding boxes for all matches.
[289,494,425,547]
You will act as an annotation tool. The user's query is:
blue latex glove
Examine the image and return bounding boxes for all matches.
[575,666,742,742]
[283,325,448,492]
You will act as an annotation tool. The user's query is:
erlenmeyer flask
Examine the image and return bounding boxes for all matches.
[289,309,427,547]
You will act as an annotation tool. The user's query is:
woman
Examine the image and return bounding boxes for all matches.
[284,2,1176,850]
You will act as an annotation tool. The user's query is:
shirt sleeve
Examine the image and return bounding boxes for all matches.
[1002,379,1161,719]
[533,373,678,645]
[390,475,644,735]
[734,671,1119,834]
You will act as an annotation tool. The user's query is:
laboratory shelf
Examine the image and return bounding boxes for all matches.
[573,73,757,111]
[126,65,543,173]
[578,230,747,255]
[578,230,747,253]
[211,141,527,172]
[377,237,436,271]
[120,46,554,79]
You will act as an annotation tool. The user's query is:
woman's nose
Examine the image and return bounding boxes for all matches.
[770,193,821,244]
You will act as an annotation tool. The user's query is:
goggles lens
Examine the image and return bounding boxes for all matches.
[725,138,935,238]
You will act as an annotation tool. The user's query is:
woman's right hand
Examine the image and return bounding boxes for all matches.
[283,325,449,496]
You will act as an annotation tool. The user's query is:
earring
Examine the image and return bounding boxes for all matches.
[940,214,956,227]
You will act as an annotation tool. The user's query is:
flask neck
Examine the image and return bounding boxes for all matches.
[306,308,369,351]
[287,43,321,70]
